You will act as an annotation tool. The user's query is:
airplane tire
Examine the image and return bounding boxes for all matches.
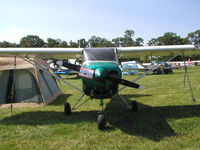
[131,101,138,112]
[97,114,106,130]
[64,103,71,115]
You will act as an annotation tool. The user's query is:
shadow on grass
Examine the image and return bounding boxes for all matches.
[50,94,72,106]
[0,110,97,125]
[1,94,200,141]
[106,99,200,141]
[119,94,151,99]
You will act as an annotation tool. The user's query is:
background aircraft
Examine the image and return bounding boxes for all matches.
[120,60,174,75]
[0,45,199,130]
[143,61,175,74]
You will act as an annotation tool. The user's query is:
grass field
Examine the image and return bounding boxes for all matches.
[1,67,200,150]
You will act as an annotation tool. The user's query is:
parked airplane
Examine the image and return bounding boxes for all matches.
[0,45,199,130]
[143,61,176,74]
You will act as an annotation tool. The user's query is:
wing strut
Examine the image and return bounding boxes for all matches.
[20,57,83,94]
[118,52,183,92]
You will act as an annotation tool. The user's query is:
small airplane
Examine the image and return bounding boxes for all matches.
[0,45,199,130]
[121,60,179,75]
[143,61,177,74]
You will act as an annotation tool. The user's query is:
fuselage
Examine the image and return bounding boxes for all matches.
[80,48,122,99]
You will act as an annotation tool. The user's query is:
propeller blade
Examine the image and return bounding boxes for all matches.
[62,62,81,72]
[106,75,144,89]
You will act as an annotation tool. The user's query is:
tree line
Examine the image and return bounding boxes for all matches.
[0,29,200,61]
[1,29,199,48]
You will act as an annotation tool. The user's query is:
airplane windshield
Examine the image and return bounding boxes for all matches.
[83,48,117,61]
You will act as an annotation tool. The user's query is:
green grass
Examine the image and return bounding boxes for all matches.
[1,67,200,150]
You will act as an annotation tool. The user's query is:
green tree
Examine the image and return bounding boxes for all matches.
[187,30,200,44]
[100,38,114,47]
[0,41,18,47]
[148,38,159,46]
[148,32,188,46]
[112,37,125,47]
[112,29,143,47]
[88,36,102,47]
[69,40,78,48]
[124,29,135,46]
[88,36,114,47]
[47,38,60,47]
[124,29,135,39]
[59,41,68,47]
[135,37,144,46]
[20,35,45,47]
[78,38,88,48]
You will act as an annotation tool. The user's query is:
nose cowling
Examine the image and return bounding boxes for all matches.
[94,67,106,80]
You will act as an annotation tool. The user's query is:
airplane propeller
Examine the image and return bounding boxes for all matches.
[62,61,81,71]
[62,62,143,89]
[106,74,144,89]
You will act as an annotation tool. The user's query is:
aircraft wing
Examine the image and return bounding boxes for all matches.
[0,45,199,59]
[0,48,83,59]
[117,45,200,57]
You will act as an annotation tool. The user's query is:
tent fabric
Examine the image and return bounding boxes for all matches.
[0,70,9,103]
[0,57,62,105]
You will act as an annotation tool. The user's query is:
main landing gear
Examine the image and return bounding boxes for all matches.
[64,97,138,131]
[131,100,138,112]
[64,102,71,115]
[64,98,107,130]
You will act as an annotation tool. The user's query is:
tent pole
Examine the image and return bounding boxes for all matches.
[35,65,46,106]
[10,56,16,115]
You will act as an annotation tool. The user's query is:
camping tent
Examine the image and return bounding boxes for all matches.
[0,57,62,105]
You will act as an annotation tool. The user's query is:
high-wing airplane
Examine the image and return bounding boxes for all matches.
[120,61,176,75]
[142,61,179,74]
[0,45,199,130]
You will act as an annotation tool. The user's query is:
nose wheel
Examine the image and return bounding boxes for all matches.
[97,99,106,130]
[97,114,106,130]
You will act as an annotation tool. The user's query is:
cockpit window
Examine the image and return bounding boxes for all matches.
[83,48,117,61]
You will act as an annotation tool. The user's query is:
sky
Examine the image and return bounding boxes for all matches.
[0,0,199,44]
